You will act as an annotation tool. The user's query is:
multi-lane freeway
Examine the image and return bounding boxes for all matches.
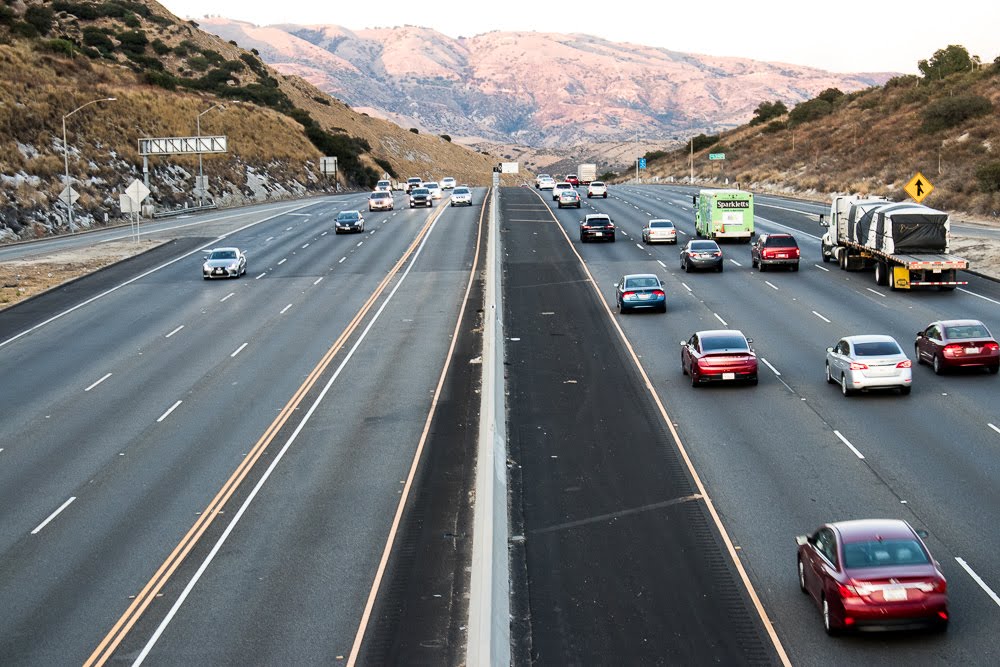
[0,183,997,665]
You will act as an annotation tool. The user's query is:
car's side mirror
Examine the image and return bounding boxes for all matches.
[691,195,697,205]
[819,214,828,227]
[826,347,834,353]
[679,341,687,346]
[746,338,754,344]
[916,529,929,539]
[795,535,809,547]
[659,280,665,288]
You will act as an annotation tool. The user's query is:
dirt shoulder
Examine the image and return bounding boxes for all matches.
[0,240,167,310]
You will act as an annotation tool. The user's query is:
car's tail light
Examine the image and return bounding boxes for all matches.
[983,342,999,352]
[896,360,912,368]
[623,291,635,298]
[838,582,862,602]
[652,290,665,297]
[849,362,868,370]
[913,578,948,593]
[713,251,722,257]
[943,343,963,357]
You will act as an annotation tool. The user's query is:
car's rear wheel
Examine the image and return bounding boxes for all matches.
[988,364,999,374]
[900,385,912,395]
[748,376,758,386]
[751,256,757,268]
[759,262,767,272]
[841,374,853,396]
[823,597,840,636]
[690,370,700,387]
[915,345,924,364]
[798,558,807,593]
[791,263,800,272]
[933,355,944,375]
[716,264,723,273]
[684,261,692,273]
[657,303,666,313]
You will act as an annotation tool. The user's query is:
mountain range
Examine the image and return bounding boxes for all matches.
[198,19,894,147]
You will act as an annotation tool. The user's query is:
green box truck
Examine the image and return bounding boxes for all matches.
[695,189,754,242]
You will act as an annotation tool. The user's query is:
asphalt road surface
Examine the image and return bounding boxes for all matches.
[0,190,484,665]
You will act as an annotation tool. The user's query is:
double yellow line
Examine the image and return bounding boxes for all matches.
[85,209,441,666]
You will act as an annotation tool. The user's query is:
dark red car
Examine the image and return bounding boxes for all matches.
[680,329,757,386]
[796,519,948,635]
[914,319,999,374]
[565,174,580,186]
[751,233,800,271]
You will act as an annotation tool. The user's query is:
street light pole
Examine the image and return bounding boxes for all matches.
[196,103,224,206]
[61,96,115,232]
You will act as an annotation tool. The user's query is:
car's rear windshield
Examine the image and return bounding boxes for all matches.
[701,335,748,352]
[587,217,612,226]
[650,221,674,228]
[338,212,359,219]
[765,236,798,247]
[425,183,439,188]
[944,324,991,339]
[626,277,660,289]
[853,341,902,356]
[210,250,236,259]
[690,241,719,251]
[842,539,929,568]
[591,181,604,186]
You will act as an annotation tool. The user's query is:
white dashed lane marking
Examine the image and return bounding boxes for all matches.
[84,373,112,392]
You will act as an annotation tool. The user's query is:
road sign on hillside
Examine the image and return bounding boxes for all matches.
[126,179,150,204]
[904,172,933,204]
[58,186,79,207]
[709,153,726,161]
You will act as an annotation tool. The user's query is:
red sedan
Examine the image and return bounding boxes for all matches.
[796,519,948,634]
[680,329,757,386]
[914,319,999,374]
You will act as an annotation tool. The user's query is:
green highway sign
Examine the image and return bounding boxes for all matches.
[709,153,726,161]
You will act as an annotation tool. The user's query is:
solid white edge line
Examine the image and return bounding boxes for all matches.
[957,288,1000,305]
[682,282,692,292]
[85,372,112,392]
[230,343,248,358]
[714,313,728,326]
[833,430,866,459]
[989,423,1000,435]
[954,557,1000,608]
[156,400,182,423]
[31,497,76,535]
[813,310,831,323]
[765,281,779,290]
[0,201,318,350]
[761,358,781,376]
[165,325,184,338]
[134,195,454,667]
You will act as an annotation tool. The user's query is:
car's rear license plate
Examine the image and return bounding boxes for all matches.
[723,372,735,380]
[883,587,907,601]
[967,347,980,354]
[777,253,787,258]
[639,294,650,300]
[594,232,602,237]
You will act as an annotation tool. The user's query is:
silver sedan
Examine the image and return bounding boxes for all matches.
[202,247,247,279]
[826,334,912,396]
[642,219,677,244]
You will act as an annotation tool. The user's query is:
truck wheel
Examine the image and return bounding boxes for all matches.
[875,262,889,286]
[821,246,832,263]
[839,252,849,271]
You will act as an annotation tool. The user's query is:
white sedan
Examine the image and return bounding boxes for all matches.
[424,182,443,199]
[202,247,247,279]
[587,181,608,198]
[826,334,912,396]
[441,177,456,189]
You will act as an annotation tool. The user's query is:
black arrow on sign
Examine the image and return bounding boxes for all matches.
[915,179,924,196]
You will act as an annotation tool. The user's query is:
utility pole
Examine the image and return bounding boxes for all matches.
[61,97,116,232]
[196,102,225,206]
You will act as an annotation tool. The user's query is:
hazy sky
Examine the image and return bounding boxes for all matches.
[159,0,998,74]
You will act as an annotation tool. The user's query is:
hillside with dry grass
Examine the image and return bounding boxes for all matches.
[0,0,496,242]
[642,50,1000,220]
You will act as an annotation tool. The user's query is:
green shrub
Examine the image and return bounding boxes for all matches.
[749,100,788,126]
[763,120,786,134]
[691,133,719,152]
[374,157,396,178]
[0,6,15,26]
[199,48,225,65]
[919,44,973,80]
[11,21,39,38]
[39,38,77,57]
[644,149,669,161]
[186,54,210,72]
[116,29,148,57]
[122,13,140,28]
[25,5,55,35]
[312,95,330,106]
[126,52,163,70]
[921,94,992,132]
[82,27,113,52]
[975,161,1000,192]
[51,1,99,20]
[884,74,920,89]
[789,98,832,125]
[144,70,177,90]
[151,38,170,55]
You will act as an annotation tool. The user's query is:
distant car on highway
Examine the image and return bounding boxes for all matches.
[538,176,556,190]
[424,182,443,199]
[557,189,581,208]
[615,273,666,313]
[335,210,365,234]
[368,191,393,211]
[535,173,552,188]
[587,181,608,198]
[566,174,580,186]
[552,182,574,200]
[409,187,432,208]
[680,240,724,272]
[405,177,422,193]
[450,186,473,206]
[796,519,948,635]
[374,180,392,193]
[680,329,757,386]
[751,233,800,271]
[642,219,677,244]
[580,214,616,243]
[202,247,246,279]
[826,334,912,396]
[914,319,999,374]
[440,177,456,189]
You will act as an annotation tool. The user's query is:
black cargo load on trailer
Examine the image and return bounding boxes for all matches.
[871,204,948,253]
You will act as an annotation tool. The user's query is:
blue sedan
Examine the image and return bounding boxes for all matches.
[615,273,666,313]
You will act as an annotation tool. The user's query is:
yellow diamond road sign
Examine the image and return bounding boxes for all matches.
[904,172,933,204]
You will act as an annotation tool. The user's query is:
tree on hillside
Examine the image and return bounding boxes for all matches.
[918,45,973,80]
[749,100,788,126]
